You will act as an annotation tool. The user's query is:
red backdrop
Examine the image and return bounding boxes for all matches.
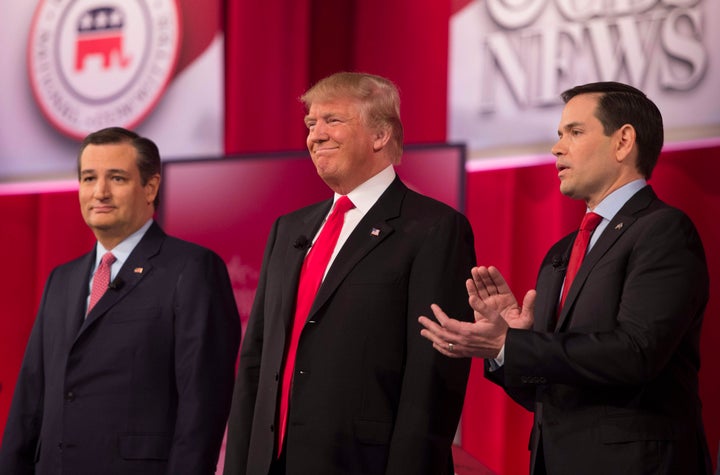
[223,0,452,154]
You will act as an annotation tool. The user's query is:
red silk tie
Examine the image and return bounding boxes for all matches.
[559,212,602,311]
[277,196,355,452]
[88,252,116,313]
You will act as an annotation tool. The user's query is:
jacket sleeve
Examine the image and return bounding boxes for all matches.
[0,271,54,475]
[504,208,708,388]
[385,211,476,475]
[166,250,241,474]
[222,218,280,475]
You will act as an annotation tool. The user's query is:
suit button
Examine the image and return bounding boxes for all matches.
[270,424,274,432]
[64,391,75,401]
[274,372,279,381]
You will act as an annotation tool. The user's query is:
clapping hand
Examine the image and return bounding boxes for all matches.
[418,266,535,358]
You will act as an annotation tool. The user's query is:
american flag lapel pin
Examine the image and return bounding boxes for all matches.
[371,228,381,237]
[134,267,144,274]
[614,223,623,230]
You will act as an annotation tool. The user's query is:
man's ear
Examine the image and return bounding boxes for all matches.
[615,124,636,164]
[145,174,161,205]
[372,126,392,152]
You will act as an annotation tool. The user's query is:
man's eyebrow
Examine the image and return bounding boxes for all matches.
[80,168,130,175]
[558,121,583,133]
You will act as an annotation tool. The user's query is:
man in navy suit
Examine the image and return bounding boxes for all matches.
[0,127,241,474]
[420,82,712,474]
[222,72,476,475]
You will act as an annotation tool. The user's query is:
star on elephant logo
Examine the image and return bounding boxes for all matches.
[28,0,181,140]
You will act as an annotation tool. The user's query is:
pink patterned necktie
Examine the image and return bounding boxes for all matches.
[88,252,116,313]
[277,196,355,453]
[559,212,602,312]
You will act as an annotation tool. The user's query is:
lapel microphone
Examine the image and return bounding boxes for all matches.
[294,235,311,251]
[108,277,124,290]
[552,255,568,272]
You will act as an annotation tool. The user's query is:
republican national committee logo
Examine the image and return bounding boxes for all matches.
[28,0,181,140]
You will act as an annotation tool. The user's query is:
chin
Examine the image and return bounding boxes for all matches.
[317,168,337,182]
[559,185,575,198]
[89,221,114,231]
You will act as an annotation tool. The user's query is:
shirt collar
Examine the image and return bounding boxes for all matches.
[94,218,153,268]
[592,179,647,221]
[336,165,396,212]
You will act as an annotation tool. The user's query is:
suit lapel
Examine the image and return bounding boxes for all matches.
[77,223,165,337]
[536,247,571,332]
[67,252,96,337]
[556,186,656,329]
[280,200,333,329]
[308,178,404,320]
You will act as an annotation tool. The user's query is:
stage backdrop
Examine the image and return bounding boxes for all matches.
[1,0,719,472]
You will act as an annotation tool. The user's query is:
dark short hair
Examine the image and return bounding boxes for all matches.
[301,72,404,164]
[561,82,664,179]
[77,127,162,208]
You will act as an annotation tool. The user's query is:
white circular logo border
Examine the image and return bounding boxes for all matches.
[28,0,181,140]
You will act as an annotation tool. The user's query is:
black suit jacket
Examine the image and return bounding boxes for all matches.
[487,186,712,474]
[0,222,241,475]
[223,177,476,475]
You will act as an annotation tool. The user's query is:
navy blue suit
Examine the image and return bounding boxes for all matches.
[0,222,240,474]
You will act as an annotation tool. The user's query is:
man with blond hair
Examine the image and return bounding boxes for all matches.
[223,72,476,475]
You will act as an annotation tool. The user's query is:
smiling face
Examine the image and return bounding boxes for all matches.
[305,97,392,195]
[79,142,159,249]
[551,93,637,209]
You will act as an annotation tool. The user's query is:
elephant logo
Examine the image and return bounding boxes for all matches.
[75,7,132,71]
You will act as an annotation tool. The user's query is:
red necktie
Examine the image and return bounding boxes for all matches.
[559,212,602,311]
[88,252,116,314]
[277,196,355,452]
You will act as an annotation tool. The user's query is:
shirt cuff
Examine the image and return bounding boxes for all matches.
[488,344,505,371]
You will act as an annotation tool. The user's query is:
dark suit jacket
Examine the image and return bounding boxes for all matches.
[0,222,241,475]
[223,177,476,475]
[487,186,712,475]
